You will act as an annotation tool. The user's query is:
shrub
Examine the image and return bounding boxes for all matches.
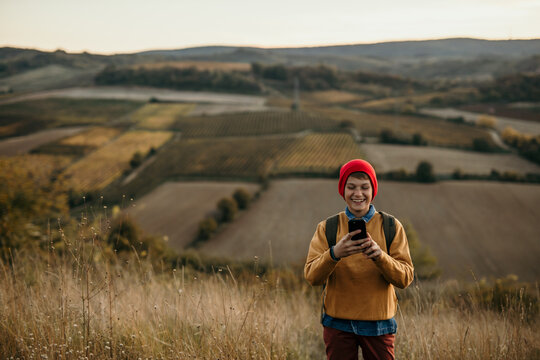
[233,188,252,210]
[195,217,218,242]
[472,137,493,152]
[217,197,238,223]
[107,216,140,252]
[129,151,144,168]
[477,115,497,129]
[404,222,441,280]
[412,132,427,146]
[416,161,436,183]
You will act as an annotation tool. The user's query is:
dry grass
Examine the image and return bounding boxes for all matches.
[62,130,173,191]
[0,245,537,359]
[302,90,368,105]
[131,103,195,130]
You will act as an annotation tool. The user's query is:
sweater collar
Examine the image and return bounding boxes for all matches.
[346,204,376,223]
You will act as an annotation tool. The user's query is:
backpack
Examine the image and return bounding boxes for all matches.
[325,211,396,254]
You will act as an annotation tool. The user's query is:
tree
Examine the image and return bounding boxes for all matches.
[233,188,251,210]
[416,161,436,183]
[195,217,218,242]
[217,197,237,222]
[130,151,144,168]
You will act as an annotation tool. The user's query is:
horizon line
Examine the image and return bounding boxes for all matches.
[1,36,540,56]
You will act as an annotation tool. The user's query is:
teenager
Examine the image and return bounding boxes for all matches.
[304,159,414,360]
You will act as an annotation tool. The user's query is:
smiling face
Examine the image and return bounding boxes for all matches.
[344,172,373,218]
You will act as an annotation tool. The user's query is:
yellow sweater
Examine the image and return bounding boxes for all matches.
[304,211,414,321]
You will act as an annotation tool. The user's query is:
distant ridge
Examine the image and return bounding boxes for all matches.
[138,38,540,59]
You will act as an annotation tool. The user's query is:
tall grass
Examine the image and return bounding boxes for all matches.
[1,223,538,359]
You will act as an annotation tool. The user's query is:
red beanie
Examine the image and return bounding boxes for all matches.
[338,159,378,199]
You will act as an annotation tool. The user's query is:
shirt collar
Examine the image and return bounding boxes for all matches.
[345,204,376,223]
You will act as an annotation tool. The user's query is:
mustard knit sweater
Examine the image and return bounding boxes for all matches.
[304,211,414,321]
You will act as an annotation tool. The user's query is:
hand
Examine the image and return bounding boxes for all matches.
[357,233,383,260]
[333,229,366,259]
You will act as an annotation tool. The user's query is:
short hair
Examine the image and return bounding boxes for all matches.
[348,171,370,180]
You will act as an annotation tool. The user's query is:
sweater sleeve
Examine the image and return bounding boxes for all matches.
[304,221,339,286]
[374,219,414,289]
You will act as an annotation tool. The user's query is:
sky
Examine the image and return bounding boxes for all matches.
[1,0,539,54]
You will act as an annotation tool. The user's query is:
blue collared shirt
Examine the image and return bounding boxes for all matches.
[323,204,397,336]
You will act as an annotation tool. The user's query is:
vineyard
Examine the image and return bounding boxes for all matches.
[273,133,362,175]
[315,107,498,148]
[62,130,173,192]
[0,98,143,138]
[131,103,195,129]
[172,111,339,137]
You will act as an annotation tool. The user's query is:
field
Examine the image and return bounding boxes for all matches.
[273,133,362,175]
[302,90,368,105]
[62,130,173,192]
[172,111,339,137]
[0,64,101,93]
[420,107,540,135]
[0,127,86,156]
[131,103,195,129]
[315,107,498,148]
[460,103,540,122]
[361,143,540,175]
[33,126,125,156]
[353,87,476,112]
[2,252,537,359]
[0,98,143,138]
[0,86,267,107]
[199,179,540,281]
[126,181,260,248]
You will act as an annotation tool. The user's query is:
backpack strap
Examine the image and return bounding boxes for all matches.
[379,211,396,253]
[324,214,340,249]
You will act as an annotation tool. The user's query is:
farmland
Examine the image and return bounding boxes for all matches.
[0,126,85,156]
[132,61,251,72]
[131,103,195,129]
[315,106,498,148]
[361,143,540,175]
[172,111,339,137]
[0,98,143,138]
[420,107,540,135]
[273,133,362,175]
[62,130,173,192]
[126,181,260,248]
[199,179,540,281]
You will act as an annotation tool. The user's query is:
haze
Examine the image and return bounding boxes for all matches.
[1,0,539,54]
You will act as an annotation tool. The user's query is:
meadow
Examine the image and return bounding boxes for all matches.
[1,243,537,359]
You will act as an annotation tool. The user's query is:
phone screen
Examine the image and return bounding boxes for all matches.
[348,218,367,240]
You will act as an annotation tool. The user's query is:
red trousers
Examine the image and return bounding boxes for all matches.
[323,326,395,360]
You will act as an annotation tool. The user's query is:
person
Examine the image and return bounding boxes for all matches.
[304,159,414,360]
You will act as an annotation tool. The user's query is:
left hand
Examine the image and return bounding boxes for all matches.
[356,233,383,260]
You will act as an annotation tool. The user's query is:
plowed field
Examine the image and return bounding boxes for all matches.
[199,179,540,281]
[125,181,259,249]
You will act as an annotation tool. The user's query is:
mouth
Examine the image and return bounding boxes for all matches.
[351,199,366,204]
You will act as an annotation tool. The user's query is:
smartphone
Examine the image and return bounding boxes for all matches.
[348,218,367,240]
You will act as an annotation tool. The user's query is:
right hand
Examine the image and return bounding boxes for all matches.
[333,230,368,259]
